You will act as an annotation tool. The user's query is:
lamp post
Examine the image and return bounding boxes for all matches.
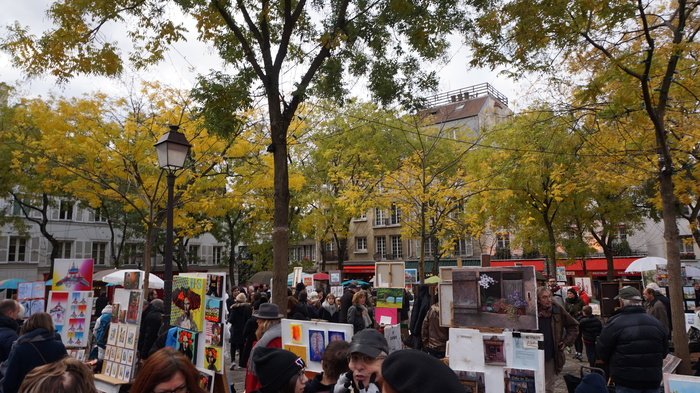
[155,125,191,320]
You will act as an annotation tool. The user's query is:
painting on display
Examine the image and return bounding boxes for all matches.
[573,277,592,296]
[375,262,405,288]
[126,291,140,324]
[449,266,538,330]
[504,368,536,393]
[308,330,325,362]
[329,271,342,286]
[664,373,700,393]
[683,287,696,300]
[204,297,223,323]
[197,368,215,393]
[405,269,418,285]
[18,282,46,319]
[375,288,404,309]
[483,335,506,365]
[290,323,303,344]
[176,328,198,363]
[205,321,224,347]
[171,275,206,332]
[48,291,93,348]
[375,307,398,325]
[328,331,345,343]
[455,370,486,393]
[203,346,223,373]
[206,275,224,298]
[52,259,93,291]
[283,344,308,365]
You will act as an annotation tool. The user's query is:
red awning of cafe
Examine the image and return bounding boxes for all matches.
[491,257,640,276]
[342,264,375,274]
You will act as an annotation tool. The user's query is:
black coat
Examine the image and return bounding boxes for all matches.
[339,289,354,324]
[139,307,164,359]
[0,315,19,363]
[578,315,603,343]
[239,316,258,368]
[409,286,431,339]
[595,305,668,390]
[1,328,67,393]
[228,302,252,346]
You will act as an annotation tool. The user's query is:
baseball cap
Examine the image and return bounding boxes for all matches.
[614,286,642,300]
[348,329,389,358]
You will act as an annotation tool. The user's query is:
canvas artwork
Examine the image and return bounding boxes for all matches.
[375,307,398,325]
[205,321,224,347]
[204,346,223,373]
[375,288,404,309]
[29,300,44,318]
[126,325,137,348]
[176,328,198,363]
[52,259,93,291]
[290,323,303,344]
[197,368,216,393]
[117,324,127,347]
[405,269,418,285]
[283,344,308,365]
[328,331,345,343]
[107,324,118,346]
[17,282,32,300]
[204,297,223,323]
[329,271,341,286]
[375,262,405,288]
[330,286,344,298]
[47,291,69,327]
[49,291,92,348]
[450,266,538,330]
[504,368,536,393]
[455,370,486,393]
[206,275,224,298]
[123,367,132,382]
[308,330,325,362]
[573,277,592,296]
[123,272,141,290]
[171,276,206,332]
[103,361,112,376]
[483,335,506,365]
[683,287,696,300]
[126,291,140,324]
[663,372,700,393]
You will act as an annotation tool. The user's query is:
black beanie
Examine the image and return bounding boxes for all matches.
[382,349,465,393]
[253,347,304,393]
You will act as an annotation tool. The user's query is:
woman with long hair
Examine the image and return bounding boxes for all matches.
[130,348,206,393]
[347,291,373,333]
[1,312,67,393]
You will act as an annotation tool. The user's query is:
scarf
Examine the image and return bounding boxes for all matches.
[322,301,338,315]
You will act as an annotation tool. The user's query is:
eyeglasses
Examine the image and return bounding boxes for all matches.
[153,383,188,393]
[347,353,386,363]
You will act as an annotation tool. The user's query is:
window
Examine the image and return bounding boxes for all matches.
[680,236,694,254]
[390,205,401,225]
[354,211,367,221]
[11,200,23,216]
[612,226,627,244]
[390,235,403,258]
[355,237,367,252]
[213,246,223,265]
[8,237,27,262]
[92,242,107,265]
[496,233,510,250]
[375,236,386,259]
[122,243,143,265]
[374,208,386,226]
[58,200,74,220]
[56,241,73,259]
[325,242,335,253]
[423,237,434,256]
[94,208,108,223]
[455,237,473,257]
[188,245,200,265]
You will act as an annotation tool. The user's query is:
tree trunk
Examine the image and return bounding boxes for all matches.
[545,222,557,278]
[142,224,154,302]
[418,202,426,284]
[270,115,290,309]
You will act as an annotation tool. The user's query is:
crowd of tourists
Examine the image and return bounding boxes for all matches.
[0,277,695,393]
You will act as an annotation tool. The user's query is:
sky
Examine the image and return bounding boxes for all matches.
[0,2,535,111]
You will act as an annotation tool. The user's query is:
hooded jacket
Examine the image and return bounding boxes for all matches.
[244,322,283,393]
[0,315,19,363]
[1,328,67,393]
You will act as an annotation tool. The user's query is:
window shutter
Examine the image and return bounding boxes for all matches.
[76,204,84,222]
[51,204,59,220]
[84,241,92,260]
[30,237,40,262]
[75,241,84,258]
[0,236,8,263]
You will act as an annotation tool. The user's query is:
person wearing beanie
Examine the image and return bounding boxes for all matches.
[574,372,608,393]
[229,292,252,370]
[381,349,464,393]
[333,329,388,393]
[252,347,308,393]
[138,299,165,360]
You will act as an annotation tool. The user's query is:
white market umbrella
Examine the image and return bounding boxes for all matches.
[101,269,164,289]
[624,256,667,273]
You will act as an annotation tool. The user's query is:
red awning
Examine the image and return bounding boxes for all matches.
[342,265,375,274]
[491,257,640,276]
[313,272,330,280]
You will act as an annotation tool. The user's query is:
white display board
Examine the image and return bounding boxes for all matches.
[448,328,545,393]
[280,319,353,373]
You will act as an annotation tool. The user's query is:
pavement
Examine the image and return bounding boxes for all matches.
[224,348,589,393]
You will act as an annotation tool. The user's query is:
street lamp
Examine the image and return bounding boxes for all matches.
[155,125,191,320]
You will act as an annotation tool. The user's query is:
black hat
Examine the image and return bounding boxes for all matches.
[348,329,388,358]
[252,347,305,393]
[382,349,464,393]
[253,303,285,320]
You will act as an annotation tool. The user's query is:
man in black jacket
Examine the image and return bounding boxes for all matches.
[596,286,668,393]
[339,284,357,324]
[578,305,602,367]
[0,300,20,363]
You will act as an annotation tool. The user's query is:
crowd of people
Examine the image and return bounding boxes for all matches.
[0,277,697,393]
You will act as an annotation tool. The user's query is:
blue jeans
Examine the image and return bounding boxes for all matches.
[615,385,660,393]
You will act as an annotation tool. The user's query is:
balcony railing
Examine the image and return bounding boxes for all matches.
[422,83,508,108]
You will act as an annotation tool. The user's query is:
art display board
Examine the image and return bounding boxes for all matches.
[47,290,93,348]
[448,328,545,393]
[375,262,405,288]
[52,258,94,291]
[330,286,344,298]
[99,288,143,383]
[17,281,45,318]
[179,273,228,375]
[280,319,353,373]
[375,307,398,325]
[556,266,566,282]
[573,277,592,296]
[664,372,700,392]
[439,266,538,330]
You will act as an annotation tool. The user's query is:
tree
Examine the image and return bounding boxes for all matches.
[2,0,469,307]
[465,0,699,371]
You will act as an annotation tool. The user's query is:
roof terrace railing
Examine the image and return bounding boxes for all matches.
[423,83,508,108]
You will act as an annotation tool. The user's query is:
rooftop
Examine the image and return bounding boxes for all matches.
[423,83,508,108]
